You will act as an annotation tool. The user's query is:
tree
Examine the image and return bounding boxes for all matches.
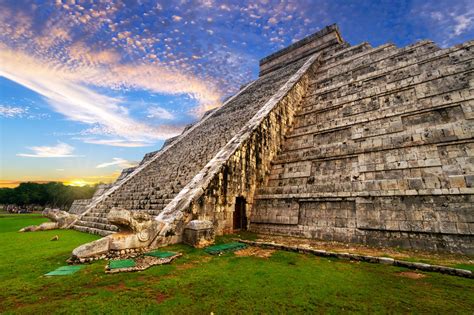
[0,182,98,209]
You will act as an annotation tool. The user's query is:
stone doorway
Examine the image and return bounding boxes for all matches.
[233,197,248,231]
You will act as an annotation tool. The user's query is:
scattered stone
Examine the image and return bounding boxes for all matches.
[237,239,473,278]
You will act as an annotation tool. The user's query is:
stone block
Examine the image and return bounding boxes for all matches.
[449,175,467,188]
[465,175,474,188]
[183,220,215,248]
[408,178,424,190]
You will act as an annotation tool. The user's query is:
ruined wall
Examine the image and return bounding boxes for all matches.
[251,39,474,254]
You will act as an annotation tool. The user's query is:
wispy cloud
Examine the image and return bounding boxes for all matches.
[17,142,78,158]
[414,1,474,46]
[0,104,50,120]
[452,12,474,36]
[0,47,186,142]
[146,106,174,120]
[0,4,223,147]
[96,157,137,169]
[0,105,27,118]
[80,138,155,147]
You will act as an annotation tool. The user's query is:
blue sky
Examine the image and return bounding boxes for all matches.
[0,0,473,187]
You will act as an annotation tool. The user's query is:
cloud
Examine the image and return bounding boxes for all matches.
[17,142,78,158]
[0,105,27,118]
[0,46,184,143]
[0,104,49,120]
[172,15,183,22]
[417,2,474,45]
[0,4,224,147]
[96,157,137,169]
[146,106,174,120]
[452,13,473,36]
[80,138,155,147]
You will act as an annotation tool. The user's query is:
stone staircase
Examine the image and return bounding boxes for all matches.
[72,55,312,236]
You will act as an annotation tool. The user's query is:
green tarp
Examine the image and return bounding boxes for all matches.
[144,251,177,258]
[108,259,136,269]
[204,242,247,255]
[45,265,84,276]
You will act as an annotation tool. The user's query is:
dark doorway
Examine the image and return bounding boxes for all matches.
[233,197,248,231]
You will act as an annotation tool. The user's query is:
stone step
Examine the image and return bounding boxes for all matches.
[304,45,449,111]
[81,217,109,224]
[146,210,163,216]
[74,219,118,232]
[318,40,438,77]
[311,41,468,97]
[307,41,440,94]
[275,121,472,166]
[321,42,373,65]
[291,65,472,135]
[313,43,397,81]
[82,212,109,218]
[72,225,115,237]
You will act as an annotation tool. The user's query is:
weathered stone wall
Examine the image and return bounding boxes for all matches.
[251,39,474,254]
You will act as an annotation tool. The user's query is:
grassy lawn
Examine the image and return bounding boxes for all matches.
[1,214,473,314]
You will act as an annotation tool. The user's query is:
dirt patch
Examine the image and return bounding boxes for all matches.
[398,271,427,279]
[176,256,212,271]
[156,292,168,304]
[105,282,126,291]
[235,246,275,258]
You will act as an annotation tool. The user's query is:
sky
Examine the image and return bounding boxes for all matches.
[0,0,473,188]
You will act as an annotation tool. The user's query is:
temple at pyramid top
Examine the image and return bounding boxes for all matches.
[259,24,345,76]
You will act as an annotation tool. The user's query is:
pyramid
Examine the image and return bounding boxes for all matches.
[71,24,474,256]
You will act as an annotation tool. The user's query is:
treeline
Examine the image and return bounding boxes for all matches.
[0,182,97,208]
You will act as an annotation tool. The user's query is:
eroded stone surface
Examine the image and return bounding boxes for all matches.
[19,209,77,232]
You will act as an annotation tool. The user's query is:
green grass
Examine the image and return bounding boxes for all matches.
[1,214,473,314]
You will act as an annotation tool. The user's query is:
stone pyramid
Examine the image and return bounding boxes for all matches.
[71,24,473,258]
